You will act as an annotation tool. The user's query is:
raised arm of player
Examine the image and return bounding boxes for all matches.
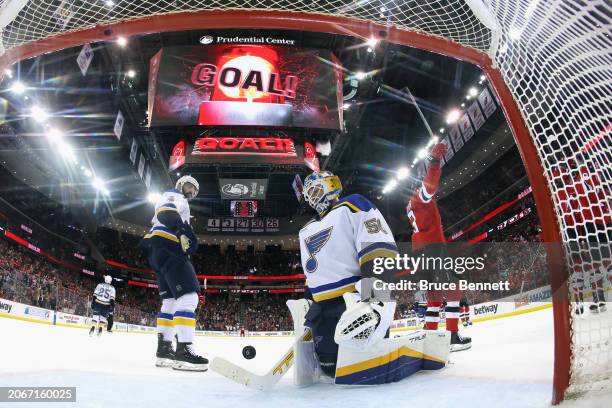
[420,142,448,200]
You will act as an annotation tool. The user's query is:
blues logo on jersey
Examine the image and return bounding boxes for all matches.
[304,227,333,273]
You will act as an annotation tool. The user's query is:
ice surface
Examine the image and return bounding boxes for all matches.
[0,309,607,408]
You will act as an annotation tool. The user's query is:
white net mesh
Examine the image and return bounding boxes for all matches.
[0,0,610,401]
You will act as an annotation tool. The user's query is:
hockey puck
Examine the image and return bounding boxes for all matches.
[242,345,256,360]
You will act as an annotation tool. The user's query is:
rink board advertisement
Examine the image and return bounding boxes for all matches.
[0,298,54,324]
[147,45,343,130]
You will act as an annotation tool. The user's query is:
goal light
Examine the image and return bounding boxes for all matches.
[117,37,128,47]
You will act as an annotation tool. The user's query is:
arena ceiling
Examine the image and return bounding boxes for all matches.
[0,28,511,234]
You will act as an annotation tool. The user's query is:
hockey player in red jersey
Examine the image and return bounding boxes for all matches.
[407,142,471,351]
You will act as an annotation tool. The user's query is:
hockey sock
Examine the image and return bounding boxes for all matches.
[465,305,470,323]
[174,293,198,343]
[157,298,177,342]
[425,301,441,330]
[445,301,460,333]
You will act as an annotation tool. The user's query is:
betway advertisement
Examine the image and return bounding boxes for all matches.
[148,45,343,130]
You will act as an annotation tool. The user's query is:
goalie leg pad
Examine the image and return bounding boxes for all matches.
[294,335,320,386]
[334,330,450,385]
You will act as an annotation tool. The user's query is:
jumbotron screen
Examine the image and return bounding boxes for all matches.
[147,45,343,130]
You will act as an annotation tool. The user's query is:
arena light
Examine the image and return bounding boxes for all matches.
[4,69,13,78]
[382,179,398,194]
[30,105,49,123]
[418,148,428,159]
[366,37,378,48]
[105,0,115,7]
[126,69,136,78]
[117,37,128,47]
[445,109,461,124]
[439,128,445,133]
[10,81,26,94]
[468,87,478,97]
[45,127,62,143]
[147,192,161,204]
[432,135,440,143]
[84,169,92,177]
[57,140,77,164]
[342,102,351,110]
[355,71,366,80]
[92,178,109,195]
[396,167,410,180]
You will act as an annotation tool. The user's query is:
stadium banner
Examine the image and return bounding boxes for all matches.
[478,87,497,118]
[187,136,304,166]
[467,100,486,130]
[231,201,257,217]
[113,110,124,140]
[448,125,464,151]
[442,136,454,163]
[129,138,138,164]
[0,298,54,324]
[458,112,475,141]
[147,45,343,130]
[219,179,268,200]
[292,174,303,202]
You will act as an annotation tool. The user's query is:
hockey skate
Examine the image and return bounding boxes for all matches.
[155,334,175,368]
[88,326,95,337]
[173,342,208,371]
[450,331,472,352]
[97,326,103,337]
[589,303,607,313]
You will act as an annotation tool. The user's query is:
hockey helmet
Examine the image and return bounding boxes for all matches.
[176,175,199,199]
[303,171,343,215]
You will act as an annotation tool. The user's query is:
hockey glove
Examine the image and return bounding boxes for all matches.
[429,142,448,161]
[177,222,198,255]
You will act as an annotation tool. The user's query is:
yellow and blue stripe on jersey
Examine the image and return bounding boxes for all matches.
[358,242,398,266]
[308,275,360,302]
[143,225,180,243]
[157,312,175,327]
[330,194,375,214]
[173,310,196,327]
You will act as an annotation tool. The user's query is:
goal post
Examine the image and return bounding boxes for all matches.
[0,1,609,404]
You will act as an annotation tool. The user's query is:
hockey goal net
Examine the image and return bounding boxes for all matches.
[0,0,610,403]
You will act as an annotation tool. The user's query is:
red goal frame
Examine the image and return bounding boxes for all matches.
[0,10,571,404]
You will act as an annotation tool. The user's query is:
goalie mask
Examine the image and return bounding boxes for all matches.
[176,175,199,199]
[303,171,343,215]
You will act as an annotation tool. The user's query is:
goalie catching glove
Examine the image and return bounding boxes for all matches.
[334,292,396,351]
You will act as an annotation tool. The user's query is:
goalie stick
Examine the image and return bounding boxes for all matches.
[210,330,312,391]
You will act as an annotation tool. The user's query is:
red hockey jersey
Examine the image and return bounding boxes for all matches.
[407,161,445,251]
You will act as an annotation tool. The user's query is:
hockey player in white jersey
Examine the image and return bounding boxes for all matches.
[138,175,208,371]
[288,171,450,385]
[89,275,116,337]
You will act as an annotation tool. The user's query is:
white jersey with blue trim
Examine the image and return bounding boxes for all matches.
[145,189,191,243]
[93,283,116,305]
[299,194,398,302]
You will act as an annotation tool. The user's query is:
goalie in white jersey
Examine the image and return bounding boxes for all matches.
[296,171,400,379]
[89,275,116,337]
